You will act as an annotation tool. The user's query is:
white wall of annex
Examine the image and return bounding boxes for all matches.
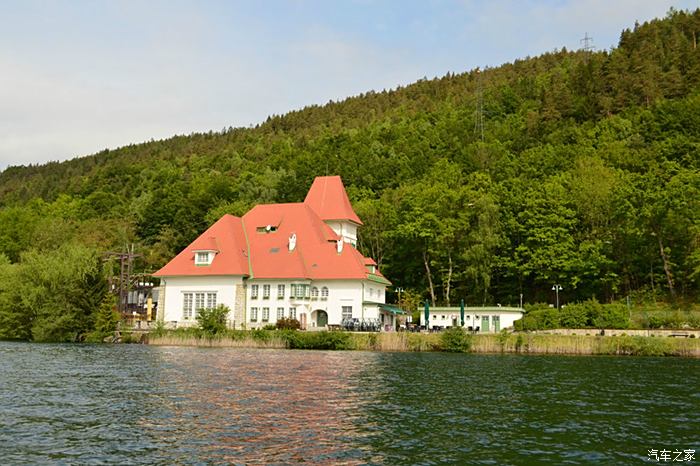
[160,276,242,324]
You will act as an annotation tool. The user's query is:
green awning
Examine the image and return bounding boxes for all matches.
[379,304,406,315]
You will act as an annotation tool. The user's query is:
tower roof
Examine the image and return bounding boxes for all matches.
[304,176,363,225]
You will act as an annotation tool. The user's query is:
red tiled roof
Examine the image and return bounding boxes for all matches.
[304,175,363,225]
[153,214,249,277]
[154,177,389,283]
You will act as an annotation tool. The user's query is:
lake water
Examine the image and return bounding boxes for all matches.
[0,342,698,465]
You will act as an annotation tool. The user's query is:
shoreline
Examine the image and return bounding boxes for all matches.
[145,330,700,357]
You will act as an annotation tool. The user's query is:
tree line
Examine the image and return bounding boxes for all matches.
[0,9,699,340]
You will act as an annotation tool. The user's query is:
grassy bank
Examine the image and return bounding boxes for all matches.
[148,328,700,357]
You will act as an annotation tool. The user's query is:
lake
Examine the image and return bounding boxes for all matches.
[0,342,698,465]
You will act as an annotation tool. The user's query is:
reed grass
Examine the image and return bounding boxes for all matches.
[147,330,700,357]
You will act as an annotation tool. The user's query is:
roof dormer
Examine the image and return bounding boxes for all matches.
[194,250,217,266]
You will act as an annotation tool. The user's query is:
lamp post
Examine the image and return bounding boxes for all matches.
[552,284,563,310]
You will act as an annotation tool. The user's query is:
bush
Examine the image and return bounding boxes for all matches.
[514,307,560,331]
[593,303,629,329]
[196,305,230,337]
[276,317,301,330]
[560,302,593,328]
[439,327,472,352]
[285,331,351,350]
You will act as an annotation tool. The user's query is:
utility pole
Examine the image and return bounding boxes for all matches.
[104,245,142,316]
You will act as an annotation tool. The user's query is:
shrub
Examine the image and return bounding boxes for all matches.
[276,317,301,330]
[439,327,472,352]
[285,331,351,350]
[514,308,560,331]
[593,303,629,329]
[196,305,230,337]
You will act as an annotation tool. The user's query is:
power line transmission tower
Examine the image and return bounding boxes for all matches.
[581,33,595,62]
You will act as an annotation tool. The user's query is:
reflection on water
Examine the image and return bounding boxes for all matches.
[0,342,698,465]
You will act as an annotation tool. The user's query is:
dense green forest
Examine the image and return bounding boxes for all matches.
[1,9,700,340]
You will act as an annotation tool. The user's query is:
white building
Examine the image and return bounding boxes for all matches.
[423,306,524,332]
[154,176,395,330]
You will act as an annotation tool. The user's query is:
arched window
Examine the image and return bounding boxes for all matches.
[311,286,319,298]
[321,286,329,300]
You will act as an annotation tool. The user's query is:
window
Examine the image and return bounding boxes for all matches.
[206,292,217,309]
[250,307,258,322]
[183,293,193,320]
[321,287,329,300]
[251,284,259,299]
[277,307,285,319]
[369,288,374,297]
[432,315,437,320]
[291,284,309,299]
[263,284,270,299]
[289,307,296,319]
[195,293,205,312]
[277,284,285,299]
[262,307,270,322]
[342,306,352,320]
[311,287,319,298]
[194,251,215,265]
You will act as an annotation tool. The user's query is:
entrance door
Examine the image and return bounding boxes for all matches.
[316,310,328,327]
[481,315,490,333]
[493,315,500,332]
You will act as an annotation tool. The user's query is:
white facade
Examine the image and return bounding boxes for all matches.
[325,220,358,246]
[159,276,243,327]
[425,307,524,333]
[244,279,386,329]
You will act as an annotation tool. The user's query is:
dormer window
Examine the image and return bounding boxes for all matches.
[194,250,216,266]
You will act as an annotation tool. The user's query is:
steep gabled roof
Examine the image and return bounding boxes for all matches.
[153,176,389,283]
[242,202,385,281]
[304,175,363,225]
[153,214,249,277]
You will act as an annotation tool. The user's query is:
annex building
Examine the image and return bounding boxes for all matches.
[154,176,396,330]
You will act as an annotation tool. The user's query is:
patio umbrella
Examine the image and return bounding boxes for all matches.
[460,299,465,327]
[424,300,429,329]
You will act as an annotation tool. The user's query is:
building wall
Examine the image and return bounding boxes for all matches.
[159,276,388,330]
[325,221,358,246]
[245,279,386,329]
[426,308,524,333]
[160,276,243,326]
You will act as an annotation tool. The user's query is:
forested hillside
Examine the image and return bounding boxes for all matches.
[1,9,699,329]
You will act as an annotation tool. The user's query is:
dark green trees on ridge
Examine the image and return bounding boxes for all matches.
[0,9,699,341]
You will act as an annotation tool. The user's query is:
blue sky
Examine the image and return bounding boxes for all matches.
[1,0,698,170]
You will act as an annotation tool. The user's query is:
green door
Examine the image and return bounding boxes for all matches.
[493,315,500,332]
[481,315,489,333]
[317,310,328,327]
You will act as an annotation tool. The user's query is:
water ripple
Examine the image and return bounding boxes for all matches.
[0,343,698,464]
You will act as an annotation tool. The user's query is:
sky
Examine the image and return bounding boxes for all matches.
[1,0,698,171]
